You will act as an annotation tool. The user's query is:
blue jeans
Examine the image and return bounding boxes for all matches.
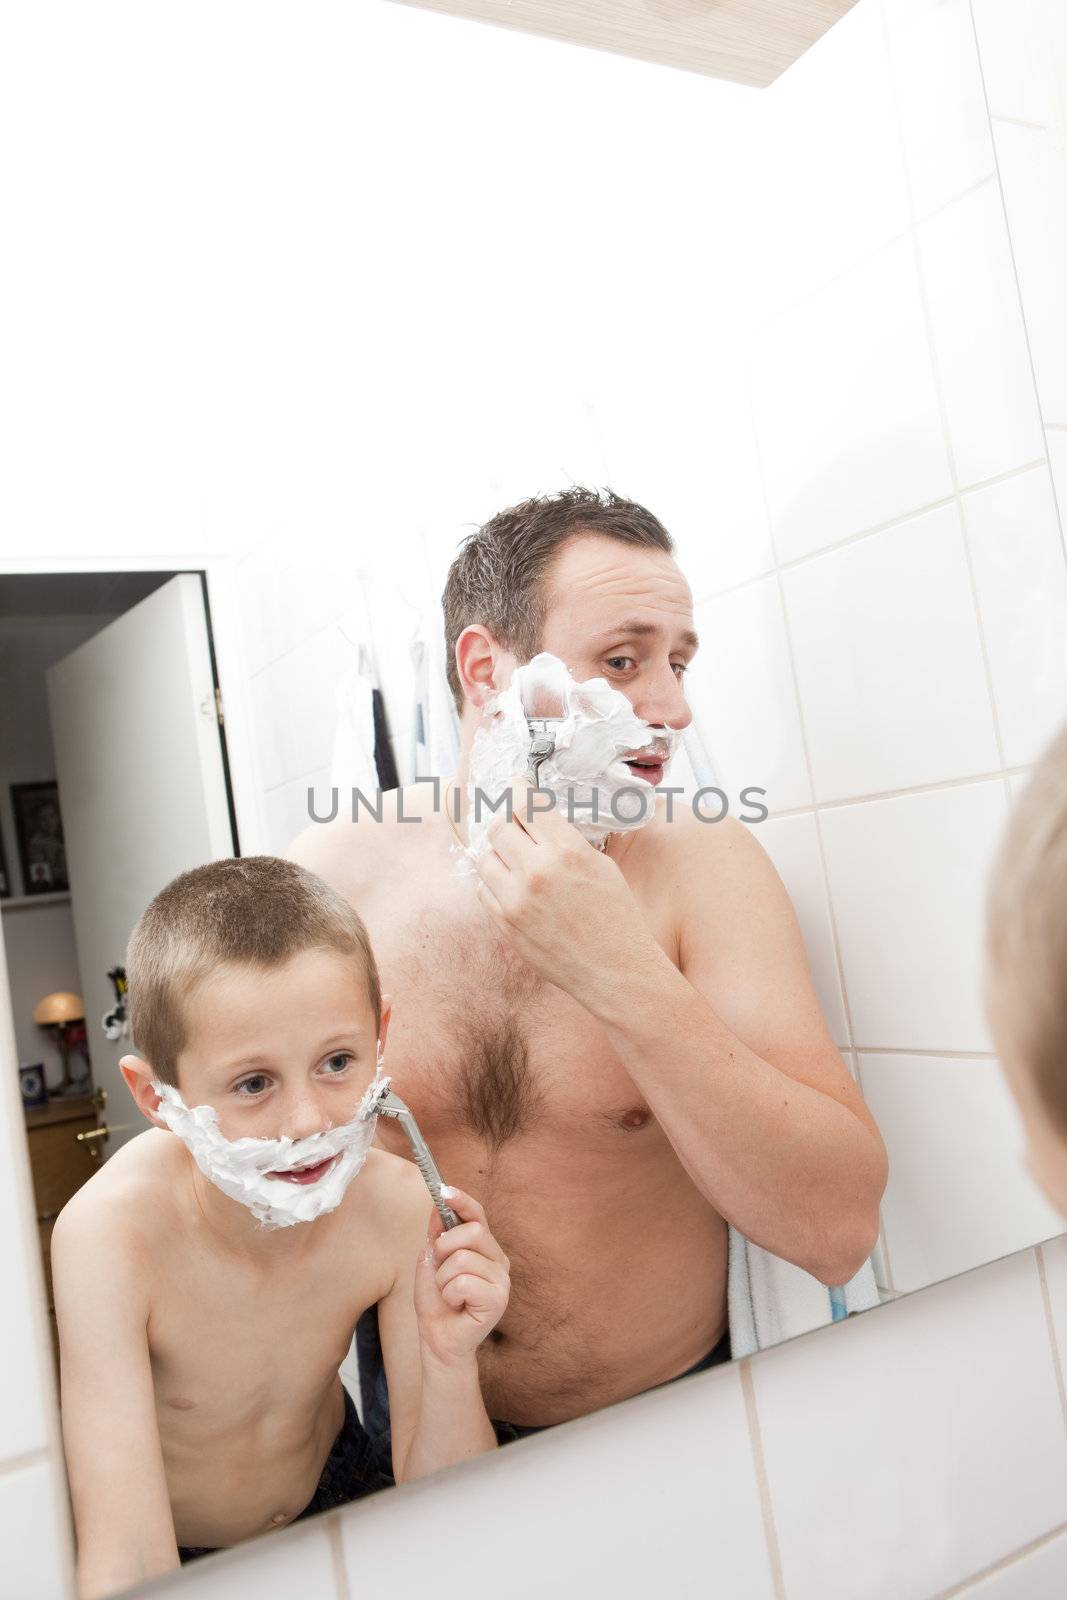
[356,1303,732,1448]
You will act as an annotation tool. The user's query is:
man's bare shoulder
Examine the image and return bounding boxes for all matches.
[639,802,787,931]
[285,784,432,896]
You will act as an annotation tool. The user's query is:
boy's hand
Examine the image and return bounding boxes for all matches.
[413,1187,510,1367]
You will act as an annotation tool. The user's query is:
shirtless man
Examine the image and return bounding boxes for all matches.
[288,487,888,1430]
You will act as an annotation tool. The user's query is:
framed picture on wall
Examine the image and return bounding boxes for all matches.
[11,782,69,895]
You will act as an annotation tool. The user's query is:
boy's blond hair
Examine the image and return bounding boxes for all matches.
[126,855,381,1086]
[985,720,1067,1137]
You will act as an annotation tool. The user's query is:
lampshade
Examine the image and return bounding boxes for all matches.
[33,991,85,1026]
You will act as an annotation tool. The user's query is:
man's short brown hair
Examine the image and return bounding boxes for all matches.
[442,486,675,716]
[126,855,381,1087]
[985,720,1067,1138]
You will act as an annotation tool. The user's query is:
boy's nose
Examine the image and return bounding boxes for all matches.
[282,1091,328,1141]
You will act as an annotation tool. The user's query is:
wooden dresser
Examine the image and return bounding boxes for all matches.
[24,1093,102,1369]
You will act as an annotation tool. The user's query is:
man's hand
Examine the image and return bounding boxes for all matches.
[472,773,663,1000]
[413,1188,510,1367]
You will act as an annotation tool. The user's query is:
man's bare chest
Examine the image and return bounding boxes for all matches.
[359,843,678,1148]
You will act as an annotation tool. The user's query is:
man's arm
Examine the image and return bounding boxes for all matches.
[583,812,888,1285]
[52,1200,179,1599]
[476,782,887,1287]
[376,1186,505,1481]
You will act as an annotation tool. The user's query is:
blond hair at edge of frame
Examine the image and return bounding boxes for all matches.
[985,719,1067,1140]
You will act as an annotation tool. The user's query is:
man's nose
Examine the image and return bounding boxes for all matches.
[632,666,693,735]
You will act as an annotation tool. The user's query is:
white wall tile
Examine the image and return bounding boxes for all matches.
[167,1518,338,1598]
[752,237,952,563]
[338,1363,776,1600]
[262,766,337,857]
[971,0,1055,127]
[820,780,1009,1051]
[672,385,777,602]
[858,1053,1064,1293]
[783,502,998,801]
[1048,430,1067,524]
[747,812,850,1046]
[919,181,1045,486]
[995,122,1067,427]
[964,466,1067,767]
[687,579,812,813]
[756,0,910,312]
[248,627,354,793]
[0,1460,73,1600]
[883,0,996,220]
[961,1530,1067,1600]
[752,1248,1067,1600]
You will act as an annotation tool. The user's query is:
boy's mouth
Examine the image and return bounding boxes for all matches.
[624,758,665,786]
[267,1153,339,1186]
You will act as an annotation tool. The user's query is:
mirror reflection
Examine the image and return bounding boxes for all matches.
[3,0,1067,1594]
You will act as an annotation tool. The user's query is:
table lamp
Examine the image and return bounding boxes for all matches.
[33,991,86,1096]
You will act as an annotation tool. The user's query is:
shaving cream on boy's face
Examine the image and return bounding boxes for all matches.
[151,1045,389,1228]
[462,651,680,860]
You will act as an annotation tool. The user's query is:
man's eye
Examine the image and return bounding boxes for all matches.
[235,1074,270,1096]
[673,662,689,678]
[322,1053,353,1075]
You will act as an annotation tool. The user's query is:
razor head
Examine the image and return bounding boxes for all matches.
[361,1078,397,1120]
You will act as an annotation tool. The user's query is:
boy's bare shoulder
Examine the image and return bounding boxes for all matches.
[52,1129,185,1263]
[355,1147,433,1256]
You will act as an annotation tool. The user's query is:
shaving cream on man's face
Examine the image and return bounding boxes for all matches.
[463,651,680,860]
[151,1048,389,1228]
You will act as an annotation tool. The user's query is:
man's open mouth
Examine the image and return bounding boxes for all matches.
[267,1153,339,1186]
[625,758,665,786]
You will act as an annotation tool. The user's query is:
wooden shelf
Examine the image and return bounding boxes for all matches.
[391,0,858,87]
[1,891,72,911]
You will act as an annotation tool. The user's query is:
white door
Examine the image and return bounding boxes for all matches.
[46,574,236,1154]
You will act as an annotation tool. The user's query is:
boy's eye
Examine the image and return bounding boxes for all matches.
[235,1074,270,1096]
[322,1052,353,1075]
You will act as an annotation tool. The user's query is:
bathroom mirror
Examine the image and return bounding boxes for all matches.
[3,0,1066,1593]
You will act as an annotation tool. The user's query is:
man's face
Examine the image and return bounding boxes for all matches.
[525,533,699,787]
[173,948,383,1167]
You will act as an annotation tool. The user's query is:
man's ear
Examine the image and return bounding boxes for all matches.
[456,625,511,711]
[119,1054,167,1127]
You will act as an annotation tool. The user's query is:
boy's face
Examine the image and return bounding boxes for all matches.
[172,947,388,1148]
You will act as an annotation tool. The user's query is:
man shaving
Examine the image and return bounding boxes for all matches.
[288,487,888,1437]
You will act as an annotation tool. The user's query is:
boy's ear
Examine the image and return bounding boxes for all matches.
[378,993,393,1055]
[119,1054,166,1127]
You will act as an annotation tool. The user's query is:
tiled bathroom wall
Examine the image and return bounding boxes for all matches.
[674,0,1067,1301]
[5,3,1067,1597]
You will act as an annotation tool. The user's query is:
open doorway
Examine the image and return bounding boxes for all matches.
[0,569,239,1370]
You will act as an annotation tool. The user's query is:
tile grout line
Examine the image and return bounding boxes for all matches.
[880,0,1009,777]
[0,1446,51,1480]
[762,763,1031,819]
[739,1358,787,1600]
[931,1516,1067,1599]
[1036,1243,1067,1452]
[691,457,1046,610]
[969,0,1067,571]
[326,1514,351,1600]
[853,1046,998,1059]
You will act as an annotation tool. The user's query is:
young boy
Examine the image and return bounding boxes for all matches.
[985,720,1067,1215]
[52,855,511,1600]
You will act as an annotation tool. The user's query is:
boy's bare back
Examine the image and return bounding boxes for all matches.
[53,1127,430,1557]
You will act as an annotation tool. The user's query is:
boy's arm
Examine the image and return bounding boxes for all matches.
[377,1187,509,1481]
[52,1202,179,1600]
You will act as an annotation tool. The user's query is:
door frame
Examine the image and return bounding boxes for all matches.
[0,550,263,1595]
